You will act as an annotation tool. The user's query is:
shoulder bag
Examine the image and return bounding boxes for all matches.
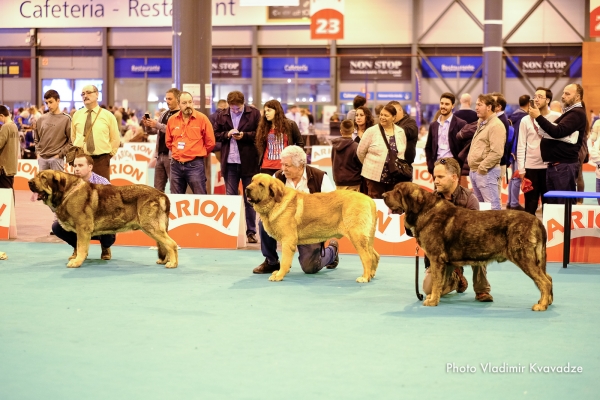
[379,124,412,182]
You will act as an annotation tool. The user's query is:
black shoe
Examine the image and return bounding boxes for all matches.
[247,232,258,244]
[253,259,280,274]
[49,231,55,236]
[325,239,339,269]
[507,204,526,212]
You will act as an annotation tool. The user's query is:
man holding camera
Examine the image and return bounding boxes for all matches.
[142,88,180,192]
[529,83,587,203]
[517,87,561,215]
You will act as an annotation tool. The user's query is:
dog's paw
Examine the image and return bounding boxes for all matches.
[66,259,82,268]
[356,276,370,283]
[165,261,178,269]
[423,299,439,307]
[532,304,548,311]
[156,258,167,265]
[268,273,284,281]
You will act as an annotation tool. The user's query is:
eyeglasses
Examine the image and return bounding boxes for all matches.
[81,90,97,96]
[534,95,547,100]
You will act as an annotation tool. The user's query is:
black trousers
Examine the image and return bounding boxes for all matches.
[52,221,115,249]
[524,168,547,215]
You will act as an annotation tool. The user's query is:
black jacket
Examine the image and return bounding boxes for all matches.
[396,114,418,166]
[213,105,261,177]
[537,105,587,164]
[331,137,362,186]
[454,109,478,124]
[425,115,467,174]
[497,112,510,166]
[456,121,478,176]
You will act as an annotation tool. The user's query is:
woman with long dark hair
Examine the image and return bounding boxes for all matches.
[256,100,304,175]
[354,106,375,143]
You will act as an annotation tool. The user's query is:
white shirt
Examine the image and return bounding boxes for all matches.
[516,111,561,173]
[279,168,334,193]
[588,136,600,179]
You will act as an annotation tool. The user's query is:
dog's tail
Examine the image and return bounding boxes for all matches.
[535,219,547,271]
[161,195,171,232]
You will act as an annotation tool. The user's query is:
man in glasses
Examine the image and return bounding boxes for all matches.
[70,85,120,180]
[517,88,561,215]
[142,88,181,192]
[165,91,215,194]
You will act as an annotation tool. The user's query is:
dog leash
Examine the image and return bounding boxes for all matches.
[415,245,424,301]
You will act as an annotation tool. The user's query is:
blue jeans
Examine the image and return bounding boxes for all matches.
[545,162,579,204]
[259,220,336,274]
[170,157,207,194]
[507,160,521,207]
[470,166,501,210]
[52,221,115,249]
[225,163,256,235]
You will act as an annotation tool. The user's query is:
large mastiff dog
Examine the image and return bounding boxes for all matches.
[29,170,178,268]
[245,174,380,283]
[383,182,552,311]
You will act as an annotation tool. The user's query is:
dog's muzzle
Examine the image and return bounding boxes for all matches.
[27,180,47,201]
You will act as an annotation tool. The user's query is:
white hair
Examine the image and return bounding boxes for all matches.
[280,145,306,167]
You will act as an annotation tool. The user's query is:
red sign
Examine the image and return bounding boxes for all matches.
[592,5,600,37]
[310,9,344,40]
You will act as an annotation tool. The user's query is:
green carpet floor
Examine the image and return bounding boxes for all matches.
[0,242,598,400]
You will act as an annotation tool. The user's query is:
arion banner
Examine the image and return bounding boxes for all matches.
[543,204,600,263]
[114,194,246,249]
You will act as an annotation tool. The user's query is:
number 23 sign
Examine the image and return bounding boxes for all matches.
[310,0,344,40]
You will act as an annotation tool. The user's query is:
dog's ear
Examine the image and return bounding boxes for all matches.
[49,172,66,207]
[269,178,284,203]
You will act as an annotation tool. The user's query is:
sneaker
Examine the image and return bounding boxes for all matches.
[253,259,280,274]
[475,292,494,302]
[101,247,112,260]
[247,232,258,244]
[325,239,339,269]
[455,267,468,293]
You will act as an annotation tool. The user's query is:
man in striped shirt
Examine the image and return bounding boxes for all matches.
[51,155,115,260]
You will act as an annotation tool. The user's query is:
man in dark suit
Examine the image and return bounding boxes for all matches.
[213,91,261,243]
[425,92,467,174]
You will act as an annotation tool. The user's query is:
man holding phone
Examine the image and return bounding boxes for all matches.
[517,87,561,214]
[213,91,261,243]
[142,88,180,192]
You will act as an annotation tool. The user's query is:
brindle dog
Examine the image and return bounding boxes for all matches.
[383,182,552,311]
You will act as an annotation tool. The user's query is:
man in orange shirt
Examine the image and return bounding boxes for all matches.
[166,91,216,194]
